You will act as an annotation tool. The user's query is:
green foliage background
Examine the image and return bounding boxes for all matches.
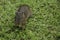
[0,0,60,40]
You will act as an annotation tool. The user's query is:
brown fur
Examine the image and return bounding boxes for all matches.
[15,4,32,30]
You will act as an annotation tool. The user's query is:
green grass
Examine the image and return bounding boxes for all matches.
[0,0,60,40]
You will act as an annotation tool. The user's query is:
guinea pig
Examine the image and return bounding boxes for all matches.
[15,4,32,30]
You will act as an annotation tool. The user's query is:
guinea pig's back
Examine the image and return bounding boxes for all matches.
[19,5,32,17]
